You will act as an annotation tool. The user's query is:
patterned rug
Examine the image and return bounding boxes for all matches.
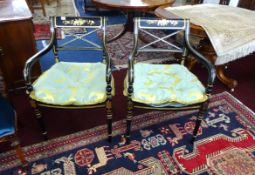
[102,25,174,69]
[34,23,86,40]
[1,92,255,175]
[34,23,63,40]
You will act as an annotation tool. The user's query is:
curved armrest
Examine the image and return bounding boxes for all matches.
[127,21,139,89]
[102,17,112,85]
[185,21,216,87]
[127,37,138,87]
[128,54,134,84]
[104,48,112,84]
[23,18,55,88]
[105,52,113,98]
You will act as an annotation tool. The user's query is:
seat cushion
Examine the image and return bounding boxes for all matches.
[124,63,207,106]
[30,62,113,105]
[0,96,15,137]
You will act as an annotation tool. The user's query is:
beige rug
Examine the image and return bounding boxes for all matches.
[165,4,255,65]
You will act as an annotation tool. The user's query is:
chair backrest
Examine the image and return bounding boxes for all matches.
[51,16,107,63]
[131,17,190,64]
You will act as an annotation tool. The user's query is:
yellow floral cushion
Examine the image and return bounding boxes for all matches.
[30,62,113,105]
[124,63,207,106]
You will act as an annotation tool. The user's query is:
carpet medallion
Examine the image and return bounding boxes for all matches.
[0,92,255,175]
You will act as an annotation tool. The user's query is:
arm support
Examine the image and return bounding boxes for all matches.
[23,18,55,88]
[185,20,216,87]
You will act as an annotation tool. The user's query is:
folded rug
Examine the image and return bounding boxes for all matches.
[164,4,255,65]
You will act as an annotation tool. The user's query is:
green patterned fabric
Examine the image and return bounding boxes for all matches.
[124,63,207,106]
[30,62,113,105]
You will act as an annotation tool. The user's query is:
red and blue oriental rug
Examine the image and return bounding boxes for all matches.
[0,92,255,175]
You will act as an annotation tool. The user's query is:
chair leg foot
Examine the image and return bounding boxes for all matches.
[42,132,48,141]
[17,168,28,175]
[107,118,112,143]
[108,136,112,143]
[18,162,29,175]
[11,137,28,168]
[126,98,133,145]
[125,135,130,145]
[106,100,113,143]
[125,120,131,145]
[192,104,206,140]
[191,100,209,145]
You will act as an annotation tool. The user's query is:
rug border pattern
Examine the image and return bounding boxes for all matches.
[0,91,254,172]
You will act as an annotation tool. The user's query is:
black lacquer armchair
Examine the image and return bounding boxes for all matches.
[23,16,114,142]
[124,17,216,144]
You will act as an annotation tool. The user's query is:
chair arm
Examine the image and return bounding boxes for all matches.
[102,17,112,85]
[126,54,135,96]
[128,53,135,85]
[127,29,139,87]
[105,54,113,96]
[23,18,55,89]
[185,27,216,87]
[104,48,112,84]
[186,41,216,87]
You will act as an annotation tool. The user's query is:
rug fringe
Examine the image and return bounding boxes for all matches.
[216,40,255,65]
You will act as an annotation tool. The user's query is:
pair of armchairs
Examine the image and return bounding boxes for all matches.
[24,16,215,144]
